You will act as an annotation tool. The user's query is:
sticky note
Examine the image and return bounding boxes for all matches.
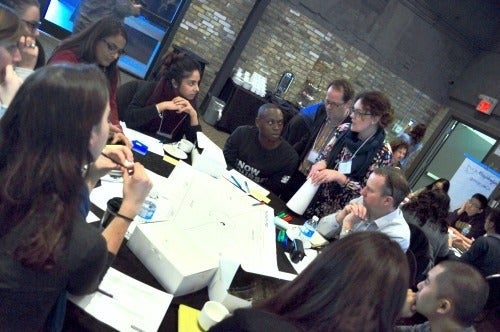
[250,188,270,204]
[163,154,179,166]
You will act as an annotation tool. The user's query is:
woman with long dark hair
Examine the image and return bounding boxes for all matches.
[0,64,152,330]
[303,91,393,219]
[211,232,409,331]
[123,51,202,142]
[402,189,451,264]
[48,17,129,146]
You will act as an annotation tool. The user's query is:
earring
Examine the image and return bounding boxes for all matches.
[172,81,178,88]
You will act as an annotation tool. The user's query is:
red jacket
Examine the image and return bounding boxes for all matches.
[48,49,122,131]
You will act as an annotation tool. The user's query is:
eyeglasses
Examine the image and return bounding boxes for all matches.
[350,107,372,118]
[101,39,126,56]
[324,99,345,108]
[23,20,41,33]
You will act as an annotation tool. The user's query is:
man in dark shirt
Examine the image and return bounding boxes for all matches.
[447,193,488,239]
[458,208,500,277]
[223,103,298,196]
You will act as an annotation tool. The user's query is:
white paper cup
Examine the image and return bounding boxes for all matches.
[177,139,195,153]
[198,301,229,331]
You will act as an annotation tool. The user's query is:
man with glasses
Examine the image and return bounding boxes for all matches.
[448,193,488,239]
[223,103,298,196]
[317,167,411,251]
[281,79,354,200]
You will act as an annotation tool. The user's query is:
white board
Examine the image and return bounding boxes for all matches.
[448,154,499,211]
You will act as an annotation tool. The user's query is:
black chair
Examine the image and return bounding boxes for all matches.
[408,224,432,286]
[116,80,145,121]
[405,248,417,288]
[485,274,500,310]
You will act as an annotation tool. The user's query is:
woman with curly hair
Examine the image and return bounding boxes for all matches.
[402,188,451,264]
[302,91,393,219]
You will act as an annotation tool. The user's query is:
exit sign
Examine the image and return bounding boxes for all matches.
[476,94,497,115]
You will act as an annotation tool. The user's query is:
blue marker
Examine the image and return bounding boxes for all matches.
[244,180,250,193]
[230,175,243,190]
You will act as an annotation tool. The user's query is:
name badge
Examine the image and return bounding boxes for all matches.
[338,160,352,174]
[307,150,319,163]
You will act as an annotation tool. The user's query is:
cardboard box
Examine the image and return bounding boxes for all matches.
[127,222,218,296]
[208,259,296,312]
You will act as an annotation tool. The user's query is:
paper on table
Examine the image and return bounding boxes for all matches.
[285,249,318,274]
[122,126,164,156]
[90,182,123,211]
[223,169,270,197]
[196,131,211,149]
[86,211,100,224]
[68,267,173,332]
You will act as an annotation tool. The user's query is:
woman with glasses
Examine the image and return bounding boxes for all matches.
[0,0,44,78]
[303,91,393,219]
[122,51,202,142]
[48,17,130,147]
[0,4,23,118]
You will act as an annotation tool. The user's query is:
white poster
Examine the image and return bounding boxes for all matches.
[448,154,499,211]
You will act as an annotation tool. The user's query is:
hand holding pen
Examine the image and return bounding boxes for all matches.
[99,145,135,175]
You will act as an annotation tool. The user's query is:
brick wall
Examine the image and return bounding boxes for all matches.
[170,0,447,146]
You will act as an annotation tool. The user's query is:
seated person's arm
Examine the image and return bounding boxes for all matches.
[317,203,362,238]
[263,149,299,196]
[223,127,243,168]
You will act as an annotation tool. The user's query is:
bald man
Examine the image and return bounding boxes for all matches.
[223,103,298,196]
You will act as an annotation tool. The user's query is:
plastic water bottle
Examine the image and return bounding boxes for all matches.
[461,224,471,236]
[301,215,319,240]
[137,191,158,223]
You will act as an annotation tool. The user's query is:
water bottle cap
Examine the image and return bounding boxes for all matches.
[312,216,319,221]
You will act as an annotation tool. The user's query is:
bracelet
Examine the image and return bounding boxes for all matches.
[109,210,135,223]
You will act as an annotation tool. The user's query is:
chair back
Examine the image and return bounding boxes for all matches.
[485,274,500,309]
[116,80,145,121]
[408,223,432,285]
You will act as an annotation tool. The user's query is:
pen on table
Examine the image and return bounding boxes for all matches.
[100,152,134,175]
[252,201,264,206]
[244,180,250,193]
[97,288,114,298]
[230,175,243,190]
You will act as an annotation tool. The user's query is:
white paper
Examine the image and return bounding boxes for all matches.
[196,131,211,149]
[68,267,173,332]
[285,249,318,274]
[122,127,164,156]
[85,211,100,224]
[286,178,319,215]
[223,169,270,197]
[149,162,280,271]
